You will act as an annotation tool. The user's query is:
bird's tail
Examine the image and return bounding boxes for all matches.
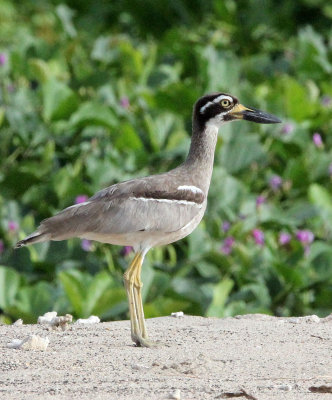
[15,231,50,249]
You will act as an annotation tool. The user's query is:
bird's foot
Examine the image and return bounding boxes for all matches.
[132,334,160,348]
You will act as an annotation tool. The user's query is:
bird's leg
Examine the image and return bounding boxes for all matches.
[123,253,141,345]
[123,251,156,347]
[132,254,148,338]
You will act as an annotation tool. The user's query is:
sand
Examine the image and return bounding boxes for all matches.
[1,314,332,399]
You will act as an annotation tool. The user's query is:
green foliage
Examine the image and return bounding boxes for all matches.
[1,0,332,323]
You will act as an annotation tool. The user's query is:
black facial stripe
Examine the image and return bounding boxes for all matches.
[194,93,239,129]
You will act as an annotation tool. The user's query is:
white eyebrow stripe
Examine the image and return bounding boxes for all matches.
[200,95,233,114]
[177,185,204,195]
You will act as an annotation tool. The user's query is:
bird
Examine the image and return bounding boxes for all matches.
[16,92,281,347]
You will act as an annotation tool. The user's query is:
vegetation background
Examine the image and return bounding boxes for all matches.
[1,0,332,324]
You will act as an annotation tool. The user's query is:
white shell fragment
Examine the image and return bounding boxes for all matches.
[38,311,73,330]
[7,335,49,351]
[7,339,24,349]
[75,316,100,324]
[12,319,23,326]
[169,389,181,400]
[38,311,58,324]
[171,311,184,318]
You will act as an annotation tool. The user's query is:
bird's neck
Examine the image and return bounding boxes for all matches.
[184,122,219,194]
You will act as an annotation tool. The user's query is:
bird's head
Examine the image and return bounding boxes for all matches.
[194,92,281,130]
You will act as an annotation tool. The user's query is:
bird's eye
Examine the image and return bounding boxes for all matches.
[221,99,231,108]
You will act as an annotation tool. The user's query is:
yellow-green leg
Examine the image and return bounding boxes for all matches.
[123,251,157,347]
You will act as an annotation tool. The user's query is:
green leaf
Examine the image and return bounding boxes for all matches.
[59,269,125,318]
[58,269,86,316]
[221,134,266,174]
[12,282,56,323]
[43,79,78,121]
[56,4,77,38]
[0,266,21,310]
[282,77,317,121]
[206,278,234,317]
[308,183,332,213]
[70,102,117,129]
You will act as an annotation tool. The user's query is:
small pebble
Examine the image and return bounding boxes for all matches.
[171,312,184,318]
[307,315,320,323]
[7,339,23,349]
[75,316,100,324]
[7,335,49,351]
[132,363,149,371]
[12,319,23,326]
[169,389,181,399]
[275,384,292,391]
[38,311,58,324]
[287,318,300,324]
[38,312,72,330]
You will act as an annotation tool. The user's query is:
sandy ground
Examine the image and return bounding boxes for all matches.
[1,314,332,400]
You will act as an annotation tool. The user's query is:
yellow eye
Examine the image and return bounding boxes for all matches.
[221,99,231,108]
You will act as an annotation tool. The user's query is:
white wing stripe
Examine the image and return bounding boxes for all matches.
[177,185,203,195]
[130,197,202,208]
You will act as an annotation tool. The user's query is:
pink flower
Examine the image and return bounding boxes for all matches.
[279,232,291,246]
[296,230,314,244]
[221,236,235,255]
[0,53,7,66]
[0,240,4,254]
[120,97,130,109]
[222,221,231,232]
[321,96,332,107]
[120,246,133,256]
[313,133,323,148]
[256,195,266,207]
[81,239,92,251]
[75,195,88,204]
[8,221,18,232]
[252,229,264,246]
[281,123,294,135]
[269,175,282,191]
[296,230,314,257]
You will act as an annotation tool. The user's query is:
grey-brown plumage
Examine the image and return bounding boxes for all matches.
[16,92,281,347]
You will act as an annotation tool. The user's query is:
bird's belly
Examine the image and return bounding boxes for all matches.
[81,204,206,248]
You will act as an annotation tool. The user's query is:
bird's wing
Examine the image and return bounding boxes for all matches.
[38,174,206,240]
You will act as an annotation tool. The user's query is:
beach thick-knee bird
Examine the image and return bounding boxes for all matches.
[16,93,281,347]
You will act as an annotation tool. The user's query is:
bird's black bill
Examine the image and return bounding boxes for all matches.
[241,107,281,124]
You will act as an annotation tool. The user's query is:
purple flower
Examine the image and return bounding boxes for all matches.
[0,240,4,254]
[281,123,294,135]
[0,53,7,66]
[81,239,92,251]
[7,84,15,93]
[222,221,231,232]
[75,195,88,204]
[321,96,332,107]
[120,246,133,257]
[256,195,266,207]
[269,175,282,191]
[8,221,18,232]
[296,230,314,245]
[313,133,323,148]
[279,232,291,246]
[329,163,332,177]
[221,236,235,255]
[252,229,264,246]
[120,97,130,109]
